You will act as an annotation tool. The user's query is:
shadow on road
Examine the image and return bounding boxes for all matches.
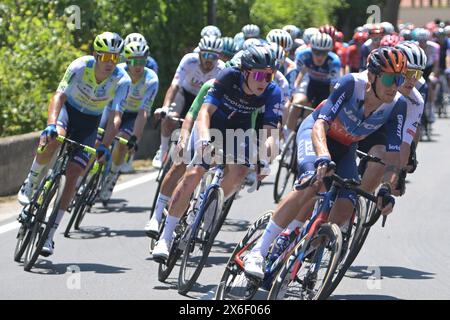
[346,265,435,280]
[28,260,131,275]
[220,219,251,233]
[64,227,147,239]
[330,294,400,300]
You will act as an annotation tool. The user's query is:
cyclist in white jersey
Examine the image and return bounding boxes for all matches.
[17,32,131,255]
[152,36,225,168]
[98,41,159,202]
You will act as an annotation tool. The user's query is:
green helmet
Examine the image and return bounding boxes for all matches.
[221,37,237,58]
[123,41,149,59]
[93,32,124,54]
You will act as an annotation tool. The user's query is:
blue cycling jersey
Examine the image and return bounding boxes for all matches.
[300,72,407,151]
[146,56,158,74]
[295,48,341,85]
[204,67,282,128]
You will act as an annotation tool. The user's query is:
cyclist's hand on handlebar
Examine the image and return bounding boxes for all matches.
[127,135,138,153]
[376,184,395,216]
[257,160,271,182]
[40,124,58,145]
[154,106,170,120]
[314,156,333,181]
[96,143,111,164]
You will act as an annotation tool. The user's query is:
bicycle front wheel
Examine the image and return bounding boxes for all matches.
[273,132,297,203]
[268,223,342,300]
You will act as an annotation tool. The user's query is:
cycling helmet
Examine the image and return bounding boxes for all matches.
[381,22,395,35]
[282,25,301,40]
[234,32,245,50]
[303,27,320,45]
[380,34,400,47]
[413,28,430,42]
[400,28,413,41]
[268,43,286,69]
[242,38,264,50]
[395,41,427,70]
[319,25,336,39]
[354,26,366,33]
[241,45,276,70]
[310,33,333,51]
[93,32,124,54]
[198,35,223,53]
[369,24,384,36]
[353,31,369,43]
[266,29,293,51]
[123,41,149,59]
[200,25,221,38]
[367,47,407,75]
[242,24,261,39]
[335,31,344,43]
[221,37,238,58]
[124,33,147,46]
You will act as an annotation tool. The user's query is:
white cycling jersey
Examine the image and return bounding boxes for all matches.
[422,41,440,67]
[172,52,225,95]
[274,70,290,105]
[402,87,424,145]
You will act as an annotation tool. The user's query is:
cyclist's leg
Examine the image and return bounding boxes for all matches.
[286,92,310,136]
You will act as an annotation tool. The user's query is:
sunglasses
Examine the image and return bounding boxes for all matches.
[405,69,423,80]
[380,73,405,87]
[312,49,328,57]
[96,52,120,64]
[251,70,275,82]
[128,58,147,66]
[201,52,219,60]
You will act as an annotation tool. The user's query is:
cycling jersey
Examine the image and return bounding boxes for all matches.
[274,70,290,105]
[282,57,299,94]
[57,56,131,116]
[295,48,341,85]
[146,56,159,74]
[300,72,407,150]
[415,77,428,103]
[346,44,362,72]
[402,87,424,145]
[334,42,347,67]
[172,52,225,96]
[422,41,440,67]
[116,63,159,113]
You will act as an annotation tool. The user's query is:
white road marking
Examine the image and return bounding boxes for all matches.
[0,171,159,235]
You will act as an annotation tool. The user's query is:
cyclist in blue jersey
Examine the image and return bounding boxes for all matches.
[244,47,408,279]
[124,33,158,74]
[152,46,282,262]
[17,32,131,255]
[285,33,341,140]
[98,41,159,202]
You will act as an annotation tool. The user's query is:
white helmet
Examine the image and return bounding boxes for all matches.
[200,25,222,38]
[310,33,333,51]
[198,35,223,53]
[93,32,124,54]
[266,29,293,51]
[303,27,320,45]
[444,25,450,36]
[282,25,301,40]
[242,38,263,50]
[234,32,245,50]
[268,43,286,69]
[124,33,147,46]
[396,41,427,70]
[242,24,260,39]
[381,22,395,35]
[123,41,149,59]
[413,28,430,42]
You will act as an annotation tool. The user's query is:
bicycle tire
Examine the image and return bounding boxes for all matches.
[150,151,173,218]
[178,187,224,295]
[23,174,66,271]
[268,223,342,300]
[157,234,183,282]
[74,170,102,230]
[273,132,297,203]
[14,218,33,262]
[215,210,273,300]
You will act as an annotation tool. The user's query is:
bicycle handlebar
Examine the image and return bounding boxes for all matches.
[37,133,97,155]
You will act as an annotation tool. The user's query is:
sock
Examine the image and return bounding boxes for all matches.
[151,193,171,222]
[251,219,284,257]
[160,135,170,156]
[285,219,304,234]
[29,159,45,184]
[160,214,180,244]
[47,209,65,241]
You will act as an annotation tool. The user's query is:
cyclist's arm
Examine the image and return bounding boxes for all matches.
[132,109,148,141]
[312,119,331,158]
[104,76,130,147]
[134,76,159,140]
[162,83,179,109]
[196,103,217,142]
[102,109,122,147]
[294,68,305,89]
[47,92,67,126]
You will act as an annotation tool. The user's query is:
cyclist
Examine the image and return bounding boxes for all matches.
[220,37,238,62]
[98,41,159,202]
[152,46,282,262]
[152,36,225,169]
[200,25,222,38]
[282,25,302,60]
[244,47,408,279]
[380,34,400,47]
[285,33,341,140]
[360,24,384,70]
[124,33,158,74]
[17,32,131,255]
[295,27,320,55]
[346,30,368,73]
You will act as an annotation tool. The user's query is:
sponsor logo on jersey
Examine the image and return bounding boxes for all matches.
[388,144,401,151]
[396,114,404,139]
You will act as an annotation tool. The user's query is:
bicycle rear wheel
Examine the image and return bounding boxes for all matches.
[150,152,173,219]
[157,218,185,283]
[215,210,273,300]
[23,175,66,271]
[178,187,224,295]
[268,223,342,300]
[74,170,102,230]
[14,209,34,262]
[273,132,297,203]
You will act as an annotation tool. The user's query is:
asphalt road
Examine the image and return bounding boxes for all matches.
[0,118,449,300]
